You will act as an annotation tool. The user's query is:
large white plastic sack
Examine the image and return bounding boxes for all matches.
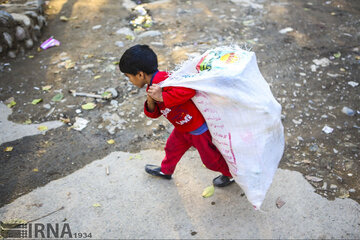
[160,46,285,209]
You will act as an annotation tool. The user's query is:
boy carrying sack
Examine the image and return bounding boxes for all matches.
[119,44,234,187]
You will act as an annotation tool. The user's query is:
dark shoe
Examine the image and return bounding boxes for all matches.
[213,175,234,187]
[145,164,172,180]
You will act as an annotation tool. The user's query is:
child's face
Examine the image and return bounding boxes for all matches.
[125,72,146,88]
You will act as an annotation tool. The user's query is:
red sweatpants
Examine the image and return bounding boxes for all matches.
[161,128,232,177]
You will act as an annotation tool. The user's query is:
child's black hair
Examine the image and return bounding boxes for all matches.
[119,44,158,75]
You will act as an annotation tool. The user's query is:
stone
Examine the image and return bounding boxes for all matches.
[115,27,134,37]
[25,38,33,49]
[0,45,3,53]
[8,50,16,58]
[115,41,124,48]
[137,30,162,39]
[0,10,15,27]
[33,25,41,37]
[37,15,46,29]
[122,0,136,11]
[11,13,31,27]
[24,11,38,19]
[15,26,26,41]
[3,32,13,48]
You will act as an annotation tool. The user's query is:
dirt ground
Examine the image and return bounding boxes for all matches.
[0,0,359,207]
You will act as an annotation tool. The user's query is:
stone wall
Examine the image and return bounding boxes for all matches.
[0,0,46,58]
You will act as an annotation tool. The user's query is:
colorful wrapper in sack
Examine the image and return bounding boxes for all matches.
[160,46,285,210]
[40,37,60,50]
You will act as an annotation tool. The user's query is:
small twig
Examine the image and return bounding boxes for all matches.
[27,206,65,223]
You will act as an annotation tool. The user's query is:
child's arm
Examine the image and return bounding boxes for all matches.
[148,84,195,108]
[144,94,161,118]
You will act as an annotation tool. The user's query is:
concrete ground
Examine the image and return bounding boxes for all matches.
[1,149,359,239]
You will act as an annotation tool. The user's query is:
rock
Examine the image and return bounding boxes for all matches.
[104,64,116,72]
[81,64,95,70]
[309,144,318,152]
[122,0,136,11]
[110,100,118,107]
[43,103,51,109]
[33,25,41,37]
[330,184,337,189]
[75,109,82,114]
[349,189,356,193]
[37,15,46,29]
[8,50,16,58]
[105,88,118,98]
[3,32,13,48]
[305,175,323,182]
[25,38,33,49]
[115,27,134,37]
[341,107,355,116]
[11,13,31,27]
[115,41,124,48]
[313,58,331,67]
[276,197,286,209]
[0,45,3,53]
[15,26,26,41]
[24,11,38,19]
[0,10,15,27]
[137,30,162,39]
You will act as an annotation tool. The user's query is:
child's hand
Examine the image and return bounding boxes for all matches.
[148,84,163,102]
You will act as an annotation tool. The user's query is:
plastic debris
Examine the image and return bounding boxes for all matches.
[73,117,89,131]
[279,27,294,34]
[4,146,13,152]
[322,125,334,134]
[348,81,359,87]
[341,107,355,116]
[40,37,60,50]
[313,58,331,67]
[92,25,102,30]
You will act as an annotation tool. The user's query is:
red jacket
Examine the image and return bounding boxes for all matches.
[144,71,205,132]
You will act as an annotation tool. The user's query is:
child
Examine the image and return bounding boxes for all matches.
[119,44,233,187]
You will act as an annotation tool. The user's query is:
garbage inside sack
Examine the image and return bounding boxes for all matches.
[40,37,60,50]
[160,46,285,210]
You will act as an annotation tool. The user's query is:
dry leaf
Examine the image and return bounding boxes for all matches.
[65,60,75,69]
[92,203,101,207]
[202,185,215,198]
[32,98,43,105]
[33,168,39,172]
[52,93,64,102]
[28,55,34,59]
[42,85,52,91]
[4,146,13,152]
[107,139,115,144]
[60,16,69,21]
[38,126,48,131]
[81,102,96,110]
[94,75,101,80]
[24,119,32,124]
[6,99,16,108]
